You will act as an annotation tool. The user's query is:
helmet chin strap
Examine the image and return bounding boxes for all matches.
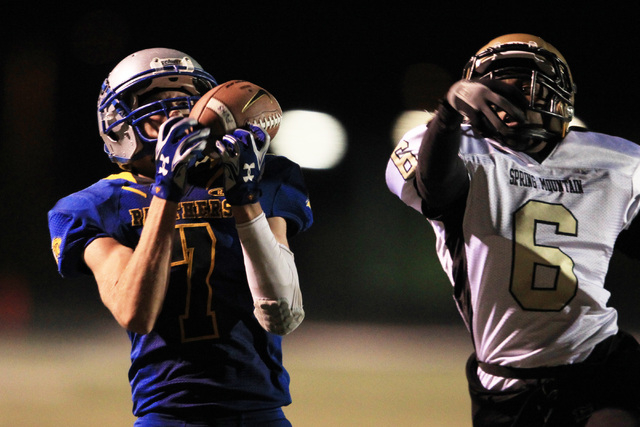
[499,126,560,153]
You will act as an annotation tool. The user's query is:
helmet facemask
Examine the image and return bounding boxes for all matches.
[127,85,200,150]
[463,40,576,152]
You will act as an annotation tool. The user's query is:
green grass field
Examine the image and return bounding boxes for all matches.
[0,322,473,427]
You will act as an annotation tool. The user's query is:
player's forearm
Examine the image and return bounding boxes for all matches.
[108,197,177,333]
[231,203,264,226]
[237,213,296,298]
[234,208,303,335]
[416,101,469,209]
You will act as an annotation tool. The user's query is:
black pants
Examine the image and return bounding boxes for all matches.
[466,331,640,427]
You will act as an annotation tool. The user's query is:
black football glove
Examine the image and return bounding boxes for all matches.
[446,79,528,139]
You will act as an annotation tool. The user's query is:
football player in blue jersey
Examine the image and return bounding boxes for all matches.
[48,48,313,426]
[386,34,640,426]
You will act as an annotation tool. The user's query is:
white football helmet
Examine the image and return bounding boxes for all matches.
[97,48,216,166]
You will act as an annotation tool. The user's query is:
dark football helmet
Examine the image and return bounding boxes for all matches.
[97,48,217,167]
[462,34,576,151]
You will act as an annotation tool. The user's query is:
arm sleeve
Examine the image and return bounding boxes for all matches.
[415,101,470,216]
[236,212,304,335]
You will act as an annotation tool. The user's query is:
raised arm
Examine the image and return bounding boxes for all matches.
[84,198,178,333]
[415,101,469,213]
[84,117,209,334]
[417,79,529,214]
[218,126,304,335]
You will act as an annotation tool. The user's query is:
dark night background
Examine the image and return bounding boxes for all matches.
[3,3,640,335]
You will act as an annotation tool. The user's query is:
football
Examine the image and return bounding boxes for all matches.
[189,80,283,139]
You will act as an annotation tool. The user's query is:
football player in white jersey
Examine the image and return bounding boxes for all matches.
[386,34,640,426]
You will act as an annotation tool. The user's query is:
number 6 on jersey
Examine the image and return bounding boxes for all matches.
[510,200,578,311]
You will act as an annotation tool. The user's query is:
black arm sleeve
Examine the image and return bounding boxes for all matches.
[416,101,470,217]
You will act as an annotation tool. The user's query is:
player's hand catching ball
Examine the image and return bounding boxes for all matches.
[153,116,210,202]
[215,124,270,205]
[446,79,527,139]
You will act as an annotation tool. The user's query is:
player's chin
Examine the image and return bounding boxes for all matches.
[500,135,548,153]
[129,155,156,178]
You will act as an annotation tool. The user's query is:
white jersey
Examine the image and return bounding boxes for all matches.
[386,124,640,379]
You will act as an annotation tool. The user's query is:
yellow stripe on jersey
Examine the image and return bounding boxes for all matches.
[104,172,148,198]
[123,187,148,198]
[105,171,137,182]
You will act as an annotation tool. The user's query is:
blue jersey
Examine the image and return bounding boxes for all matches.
[48,155,313,418]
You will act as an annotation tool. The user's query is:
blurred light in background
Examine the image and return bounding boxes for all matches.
[391,110,434,145]
[270,110,347,169]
